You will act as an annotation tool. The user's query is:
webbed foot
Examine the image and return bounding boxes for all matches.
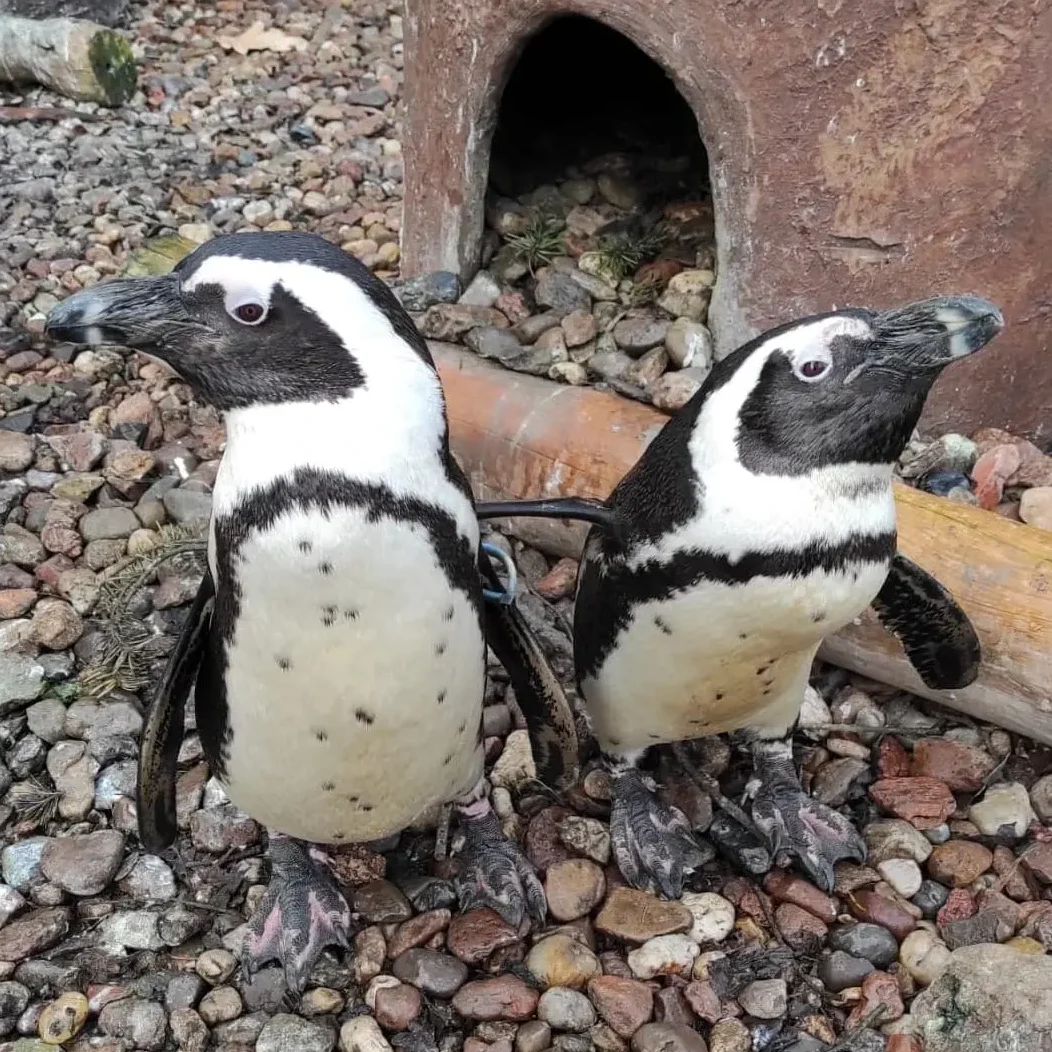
[610,766,714,899]
[243,835,353,993]
[454,795,546,927]
[750,739,866,892]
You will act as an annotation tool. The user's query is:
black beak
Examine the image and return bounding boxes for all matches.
[869,294,1004,372]
[45,274,190,350]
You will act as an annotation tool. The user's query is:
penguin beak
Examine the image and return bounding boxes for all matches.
[45,274,194,351]
[869,294,1004,372]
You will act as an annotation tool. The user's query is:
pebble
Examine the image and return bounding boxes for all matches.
[870,777,956,829]
[526,934,601,989]
[968,782,1034,838]
[865,819,934,864]
[878,858,923,898]
[490,729,536,792]
[535,272,591,314]
[927,841,994,887]
[257,1013,335,1052]
[738,978,787,1019]
[0,908,70,962]
[392,948,467,997]
[196,948,237,985]
[39,830,124,896]
[911,739,995,792]
[459,272,502,308]
[373,982,422,1031]
[447,907,521,964]
[98,997,167,1051]
[626,934,699,980]
[1020,486,1052,530]
[630,1022,708,1052]
[819,950,875,992]
[452,975,540,1021]
[545,859,606,921]
[847,970,904,1028]
[679,892,735,944]
[763,870,837,924]
[37,991,88,1044]
[587,976,653,1038]
[612,317,671,356]
[829,922,900,968]
[199,986,242,1025]
[899,928,952,986]
[538,987,596,1032]
[775,903,829,950]
[595,887,693,943]
[1,839,45,891]
[397,272,461,311]
[707,1019,750,1052]
[97,909,162,953]
[340,1015,393,1052]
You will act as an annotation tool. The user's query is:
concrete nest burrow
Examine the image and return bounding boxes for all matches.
[483,15,719,313]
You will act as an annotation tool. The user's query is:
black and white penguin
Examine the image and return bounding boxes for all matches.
[45,231,578,990]
[477,294,1003,895]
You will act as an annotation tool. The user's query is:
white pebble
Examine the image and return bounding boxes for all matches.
[365,975,401,1009]
[969,783,1034,839]
[680,892,736,944]
[877,858,923,899]
[341,1015,393,1052]
[627,934,699,980]
[899,927,951,987]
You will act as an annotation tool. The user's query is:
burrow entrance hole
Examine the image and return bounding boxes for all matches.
[484,15,716,292]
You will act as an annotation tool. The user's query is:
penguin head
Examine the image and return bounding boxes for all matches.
[45,231,434,411]
[708,294,1004,472]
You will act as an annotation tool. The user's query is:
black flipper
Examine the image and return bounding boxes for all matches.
[871,552,981,690]
[478,544,578,791]
[137,570,215,853]
[475,497,624,543]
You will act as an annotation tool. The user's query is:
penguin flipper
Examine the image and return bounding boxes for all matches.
[478,545,579,791]
[137,569,215,854]
[871,552,981,690]
[475,497,623,541]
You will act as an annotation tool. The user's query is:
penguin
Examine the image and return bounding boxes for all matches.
[45,230,578,991]
[475,294,1003,895]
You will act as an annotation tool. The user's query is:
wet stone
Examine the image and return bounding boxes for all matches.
[829,923,900,968]
[391,949,467,997]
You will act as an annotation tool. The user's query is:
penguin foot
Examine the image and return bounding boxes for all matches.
[454,800,546,928]
[243,835,354,993]
[610,767,714,899]
[749,740,866,893]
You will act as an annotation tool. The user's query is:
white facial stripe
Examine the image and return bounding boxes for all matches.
[778,316,872,370]
[935,306,975,359]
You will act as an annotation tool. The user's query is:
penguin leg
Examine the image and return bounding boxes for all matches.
[243,833,354,993]
[745,729,867,893]
[607,750,713,899]
[453,778,547,927]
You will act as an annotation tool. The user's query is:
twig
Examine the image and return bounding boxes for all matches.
[671,741,764,841]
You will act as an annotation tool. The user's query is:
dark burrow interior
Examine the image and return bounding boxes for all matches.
[484,14,716,284]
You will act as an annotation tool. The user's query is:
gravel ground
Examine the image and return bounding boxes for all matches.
[3,3,1052,1052]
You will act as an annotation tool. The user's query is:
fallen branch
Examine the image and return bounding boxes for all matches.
[0,102,94,120]
[0,14,136,105]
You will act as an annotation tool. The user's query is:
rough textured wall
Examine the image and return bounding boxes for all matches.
[401,0,1052,442]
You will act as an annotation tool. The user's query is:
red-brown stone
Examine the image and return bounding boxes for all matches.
[763,870,838,924]
[848,890,917,941]
[910,739,995,792]
[877,736,911,779]
[869,778,956,829]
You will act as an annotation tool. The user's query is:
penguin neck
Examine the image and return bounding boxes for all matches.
[212,361,456,517]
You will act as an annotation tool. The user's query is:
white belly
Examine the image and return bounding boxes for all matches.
[582,561,889,753]
[219,507,486,843]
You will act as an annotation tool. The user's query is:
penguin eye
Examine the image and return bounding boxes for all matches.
[796,358,830,382]
[230,301,267,325]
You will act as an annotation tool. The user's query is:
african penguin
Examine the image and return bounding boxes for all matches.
[45,230,577,991]
[477,294,1003,895]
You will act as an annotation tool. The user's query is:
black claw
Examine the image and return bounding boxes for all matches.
[751,777,866,894]
[243,838,354,993]
[455,810,546,927]
[610,769,713,899]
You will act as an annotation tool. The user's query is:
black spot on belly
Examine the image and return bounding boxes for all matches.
[322,605,338,627]
[322,781,335,792]
[333,831,346,840]
[739,633,748,641]
[715,692,724,701]
[314,729,328,742]
[443,605,454,622]
[609,737,621,747]
[299,541,312,554]
[458,720,466,734]
[443,754,453,766]
[648,733,660,740]
[437,689,447,705]
[762,688,772,696]
[756,665,770,676]
[355,708,375,725]
[812,611,827,623]
[319,561,334,576]
[362,804,373,812]
[347,795,359,803]
[276,657,292,671]
[435,641,447,656]
[654,616,673,636]
[344,608,359,621]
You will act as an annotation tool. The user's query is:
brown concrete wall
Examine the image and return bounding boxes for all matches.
[401,0,1052,443]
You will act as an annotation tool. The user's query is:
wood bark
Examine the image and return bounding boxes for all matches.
[0,14,136,105]
[430,342,1052,745]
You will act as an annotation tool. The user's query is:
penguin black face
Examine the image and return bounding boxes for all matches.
[714,294,1004,474]
[44,231,432,410]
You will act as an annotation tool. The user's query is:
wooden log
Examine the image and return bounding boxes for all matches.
[431,342,1052,745]
[0,15,136,105]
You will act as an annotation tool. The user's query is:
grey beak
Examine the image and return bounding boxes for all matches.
[45,274,188,349]
[870,294,1004,370]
